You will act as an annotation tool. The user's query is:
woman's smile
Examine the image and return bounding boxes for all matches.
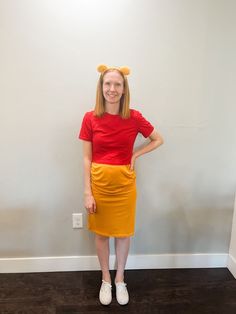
[107,93,118,98]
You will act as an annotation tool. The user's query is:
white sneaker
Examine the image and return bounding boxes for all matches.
[99,280,112,305]
[115,282,129,305]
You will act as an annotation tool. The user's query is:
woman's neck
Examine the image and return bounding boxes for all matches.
[105,103,120,115]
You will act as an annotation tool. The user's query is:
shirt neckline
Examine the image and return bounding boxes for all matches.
[104,112,120,116]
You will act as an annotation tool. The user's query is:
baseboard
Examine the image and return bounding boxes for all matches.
[0,253,228,273]
[228,254,236,279]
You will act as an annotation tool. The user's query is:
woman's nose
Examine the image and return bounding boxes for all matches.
[110,84,115,91]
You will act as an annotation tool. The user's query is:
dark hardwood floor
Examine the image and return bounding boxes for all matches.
[0,268,236,313]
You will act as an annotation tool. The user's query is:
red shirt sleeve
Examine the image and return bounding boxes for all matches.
[135,110,154,138]
[78,112,93,141]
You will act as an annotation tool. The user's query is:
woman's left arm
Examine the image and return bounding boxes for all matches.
[130,129,164,170]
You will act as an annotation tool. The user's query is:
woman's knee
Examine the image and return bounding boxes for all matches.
[115,236,130,242]
[96,234,110,241]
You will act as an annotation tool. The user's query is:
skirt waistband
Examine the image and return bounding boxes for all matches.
[91,162,136,194]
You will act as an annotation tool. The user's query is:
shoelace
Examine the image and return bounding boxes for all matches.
[101,280,112,292]
[116,282,127,293]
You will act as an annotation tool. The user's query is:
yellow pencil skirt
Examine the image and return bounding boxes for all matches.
[88,162,137,237]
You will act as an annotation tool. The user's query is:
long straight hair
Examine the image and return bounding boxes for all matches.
[94,69,130,119]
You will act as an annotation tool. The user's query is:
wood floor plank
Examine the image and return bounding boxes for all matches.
[0,268,235,313]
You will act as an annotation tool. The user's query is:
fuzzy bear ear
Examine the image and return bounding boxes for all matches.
[97,64,108,73]
[119,66,130,76]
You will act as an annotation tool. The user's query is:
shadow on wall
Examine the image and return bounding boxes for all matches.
[0,207,52,258]
[133,182,233,255]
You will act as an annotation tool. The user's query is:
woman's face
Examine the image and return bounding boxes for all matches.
[102,70,124,106]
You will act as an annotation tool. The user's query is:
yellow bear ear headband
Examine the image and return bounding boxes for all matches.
[97,64,130,76]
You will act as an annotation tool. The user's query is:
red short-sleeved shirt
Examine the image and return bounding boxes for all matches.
[78,109,154,165]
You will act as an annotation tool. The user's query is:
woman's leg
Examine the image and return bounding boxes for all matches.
[114,237,130,283]
[95,234,111,283]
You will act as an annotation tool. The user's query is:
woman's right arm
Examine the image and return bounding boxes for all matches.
[82,140,96,214]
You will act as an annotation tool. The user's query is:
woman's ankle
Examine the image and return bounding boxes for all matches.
[115,273,124,283]
[102,272,111,283]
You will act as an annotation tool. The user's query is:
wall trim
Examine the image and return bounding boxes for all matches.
[0,253,229,274]
[228,254,236,279]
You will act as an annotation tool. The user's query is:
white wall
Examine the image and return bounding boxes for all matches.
[0,0,236,261]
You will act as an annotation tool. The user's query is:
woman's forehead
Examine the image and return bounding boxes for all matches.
[103,70,124,81]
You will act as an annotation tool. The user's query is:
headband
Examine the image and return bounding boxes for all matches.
[97,64,130,76]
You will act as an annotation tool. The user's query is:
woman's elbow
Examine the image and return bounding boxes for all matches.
[159,135,164,145]
[155,132,164,147]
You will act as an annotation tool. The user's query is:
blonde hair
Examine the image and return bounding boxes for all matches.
[94,69,130,119]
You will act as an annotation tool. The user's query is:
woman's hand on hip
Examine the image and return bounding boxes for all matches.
[84,194,96,214]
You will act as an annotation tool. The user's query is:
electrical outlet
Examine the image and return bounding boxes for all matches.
[72,213,83,229]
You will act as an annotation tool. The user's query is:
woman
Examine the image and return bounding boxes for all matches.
[78,64,163,306]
